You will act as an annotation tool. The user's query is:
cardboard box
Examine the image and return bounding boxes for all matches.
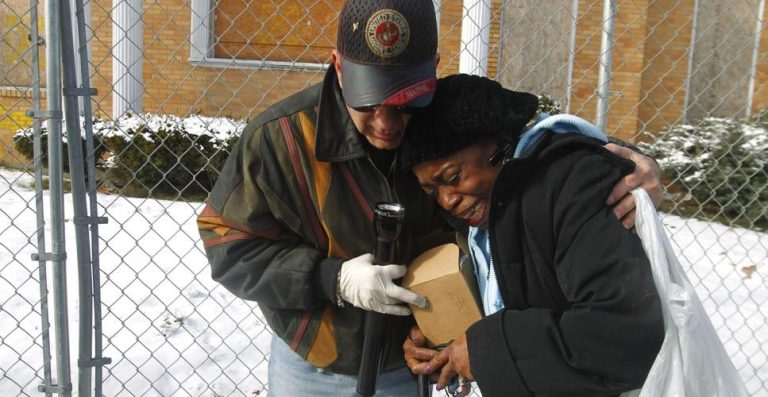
[402,243,483,347]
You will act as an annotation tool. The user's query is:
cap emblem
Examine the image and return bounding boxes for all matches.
[365,9,410,58]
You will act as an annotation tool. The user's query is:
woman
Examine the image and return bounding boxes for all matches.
[400,74,664,396]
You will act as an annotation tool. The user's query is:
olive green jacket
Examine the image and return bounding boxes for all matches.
[198,66,449,374]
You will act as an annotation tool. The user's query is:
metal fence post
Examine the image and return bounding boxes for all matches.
[747,0,766,119]
[59,0,95,394]
[459,0,491,76]
[28,0,53,395]
[42,0,72,394]
[565,0,579,114]
[595,0,616,132]
[73,0,111,392]
[61,1,109,397]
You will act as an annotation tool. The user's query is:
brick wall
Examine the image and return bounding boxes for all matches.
[569,0,654,141]
[2,0,768,153]
[98,0,476,119]
[89,0,329,120]
[495,0,768,141]
[0,88,44,167]
[437,0,464,76]
[0,0,465,163]
[636,0,694,138]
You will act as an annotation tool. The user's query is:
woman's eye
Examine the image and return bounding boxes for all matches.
[446,173,460,185]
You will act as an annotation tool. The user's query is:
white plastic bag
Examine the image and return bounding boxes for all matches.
[621,189,748,397]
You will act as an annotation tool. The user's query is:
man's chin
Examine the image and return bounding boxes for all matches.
[368,136,403,150]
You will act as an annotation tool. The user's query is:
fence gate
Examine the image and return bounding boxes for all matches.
[1,0,767,396]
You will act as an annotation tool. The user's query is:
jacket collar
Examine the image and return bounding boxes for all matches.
[493,133,603,198]
[315,65,368,162]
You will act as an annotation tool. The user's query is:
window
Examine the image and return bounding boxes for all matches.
[190,0,342,69]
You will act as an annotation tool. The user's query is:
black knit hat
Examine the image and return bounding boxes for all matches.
[337,0,438,108]
[401,74,539,170]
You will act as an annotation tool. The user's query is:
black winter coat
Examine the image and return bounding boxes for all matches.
[466,133,665,396]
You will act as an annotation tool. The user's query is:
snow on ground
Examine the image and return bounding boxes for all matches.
[1,167,766,396]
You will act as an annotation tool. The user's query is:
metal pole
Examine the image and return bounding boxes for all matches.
[44,0,73,394]
[112,0,144,117]
[59,0,97,395]
[682,0,701,124]
[189,0,212,61]
[459,0,491,76]
[565,0,580,114]
[493,0,502,80]
[73,0,111,393]
[595,0,616,132]
[29,0,53,394]
[747,0,765,119]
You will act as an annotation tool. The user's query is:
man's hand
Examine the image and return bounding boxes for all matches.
[338,253,427,315]
[604,143,663,229]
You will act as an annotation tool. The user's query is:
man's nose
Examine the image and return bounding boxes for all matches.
[373,106,402,130]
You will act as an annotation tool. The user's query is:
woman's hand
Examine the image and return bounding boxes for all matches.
[604,143,663,229]
[403,325,440,376]
[422,333,474,395]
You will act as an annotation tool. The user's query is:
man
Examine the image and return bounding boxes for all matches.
[196,0,662,395]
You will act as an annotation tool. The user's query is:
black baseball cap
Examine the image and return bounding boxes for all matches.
[336,0,438,109]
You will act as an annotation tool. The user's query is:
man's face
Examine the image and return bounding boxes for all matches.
[411,141,501,229]
[332,49,428,150]
[346,105,413,150]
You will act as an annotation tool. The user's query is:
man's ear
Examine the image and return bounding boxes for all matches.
[435,52,441,68]
[331,50,343,88]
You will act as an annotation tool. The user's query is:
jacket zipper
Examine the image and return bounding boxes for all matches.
[366,153,398,203]
[488,199,507,309]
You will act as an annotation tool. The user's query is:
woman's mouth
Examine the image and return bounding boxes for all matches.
[457,201,487,226]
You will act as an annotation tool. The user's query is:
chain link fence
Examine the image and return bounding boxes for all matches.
[1,0,767,395]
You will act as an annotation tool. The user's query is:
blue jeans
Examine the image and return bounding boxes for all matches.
[267,335,418,396]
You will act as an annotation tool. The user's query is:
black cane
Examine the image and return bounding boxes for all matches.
[418,372,432,397]
[356,202,406,396]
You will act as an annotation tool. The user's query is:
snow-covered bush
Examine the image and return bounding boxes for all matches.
[13,119,112,172]
[638,116,768,230]
[13,113,245,200]
[538,93,562,115]
[101,113,242,200]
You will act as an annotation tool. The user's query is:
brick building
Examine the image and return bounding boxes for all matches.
[2,0,768,163]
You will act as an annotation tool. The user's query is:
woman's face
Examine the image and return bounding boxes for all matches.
[412,141,502,229]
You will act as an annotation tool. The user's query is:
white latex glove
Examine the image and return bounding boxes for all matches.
[338,253,428,316]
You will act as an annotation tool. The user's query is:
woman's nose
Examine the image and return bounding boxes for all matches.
[437,188,460,211]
